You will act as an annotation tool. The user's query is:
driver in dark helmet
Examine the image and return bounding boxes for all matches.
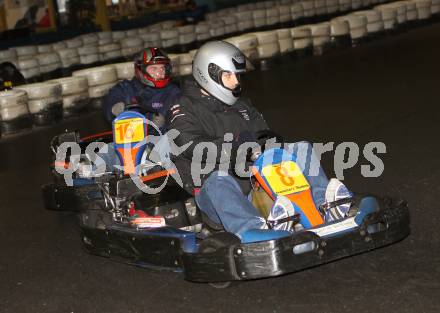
[168,41,351,241]
[103,47,181,128]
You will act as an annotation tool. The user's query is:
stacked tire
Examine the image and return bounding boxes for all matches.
[17,82,63,126]
[99,42,122,63]
[15,46,41,82]
[0,90,32,135]
[140,32,161,49]
[161,29,180,53]
[78,45,100,67]
[50,76,89,117]
[307,23,332,55]
[57,48,80,76]
[327,19,351,48]
[0,49,18,67]
[235,11,254,33]
[195,23,211,46]
[352,10,384,38]
[291,26,313,57]
[73,66,117,110]
[253,31,281,65]
[178,25,197,52]
[225,34,259,60]
[114,62,135,81]
[178,53,193,77]
[276,29,294,56]
[120,37,143,59]
[36,52,62,80]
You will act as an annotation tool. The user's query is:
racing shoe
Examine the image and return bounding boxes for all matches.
[324,178,353,222]
[267,195,297,231]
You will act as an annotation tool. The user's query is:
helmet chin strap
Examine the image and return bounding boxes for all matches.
[232,85,241,97]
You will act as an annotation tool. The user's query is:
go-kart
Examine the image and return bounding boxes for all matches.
[42,110,410,287]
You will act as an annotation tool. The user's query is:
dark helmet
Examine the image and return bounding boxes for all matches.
[134,48,172,88]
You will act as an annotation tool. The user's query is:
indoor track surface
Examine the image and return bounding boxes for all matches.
[1,22,439,313]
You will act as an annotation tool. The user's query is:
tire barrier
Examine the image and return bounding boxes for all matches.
[16,82,63,126]
[0,0,439,139]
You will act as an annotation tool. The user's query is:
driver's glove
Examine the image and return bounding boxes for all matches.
[111,101,125,116]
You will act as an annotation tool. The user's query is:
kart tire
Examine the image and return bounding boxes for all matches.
[179,64,192,76]
[0,114,33,134]
[78,45,99,56]
[140,32,160,42]
[89,97,104,110]
[31,101,63,126]
[57,48,79,59]
[28,97,62,114]
[17,58,39,70]
[65,39,83,49]
[257,42,280,59]
[0,104,30,121]
[73,66,117,87]
[0,49,17,60]
[236,20,254,32]
[62,92,89,115]
[178,25,195,34]
[225,34,258,51]
[98,43,120,53]
[120,37,143,48]
[112,31,125,41]
[160,29,179,40]
[254,31,278,45]
[195,23,210,33]
[98,31,113,40]
[52,42,67,51]
[121,47,142,57]
[17,82,62,99]
[179,33,197,45]
[37,44,53,53]
[81,34,99,45]
[209,27,226,38]
[114,62,134,80]
[0,89,28,108]
[88,82,115,99]
[179,53,193,65]
[50,76,88,96]
[15,46,38,57]
[125,29,139,37]
[36,53,60,66]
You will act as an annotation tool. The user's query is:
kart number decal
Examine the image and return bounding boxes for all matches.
[114,118,145,144]
[262,161,310,196]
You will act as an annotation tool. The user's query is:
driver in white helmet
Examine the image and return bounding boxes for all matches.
[169,41,351,241]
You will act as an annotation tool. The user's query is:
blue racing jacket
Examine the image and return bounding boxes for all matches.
[103,78,181,124]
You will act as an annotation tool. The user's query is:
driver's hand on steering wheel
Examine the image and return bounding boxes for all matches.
[111,101,126,117]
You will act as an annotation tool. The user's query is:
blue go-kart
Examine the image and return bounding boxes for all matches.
[42,111,410,287]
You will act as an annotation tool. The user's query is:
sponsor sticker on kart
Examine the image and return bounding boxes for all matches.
[262,161,310,196]
[308,217,358,237]
[131,217,166,228]
[114,117,145,144]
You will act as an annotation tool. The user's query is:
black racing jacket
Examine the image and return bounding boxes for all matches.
[168,78,268,194]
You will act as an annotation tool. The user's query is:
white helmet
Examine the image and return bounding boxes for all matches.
[192,41,247,106]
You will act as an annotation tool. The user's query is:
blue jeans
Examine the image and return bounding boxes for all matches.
[196,142,329,237]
